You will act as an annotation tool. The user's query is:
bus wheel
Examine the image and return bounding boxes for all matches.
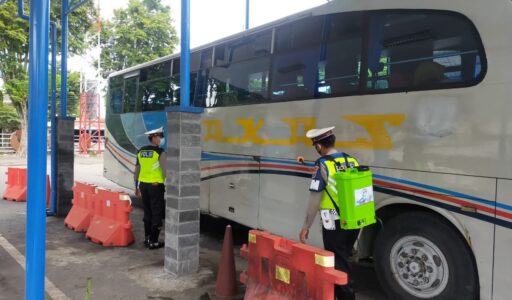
[373,211,478,300]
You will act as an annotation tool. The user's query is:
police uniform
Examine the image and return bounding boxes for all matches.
[134,127,166,249]
[304,127,360,300]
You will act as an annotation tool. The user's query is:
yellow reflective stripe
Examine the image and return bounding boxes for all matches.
[248,233,256,244]
[327,184,338,194]
[315,254,335,267]
[275,265,290,284]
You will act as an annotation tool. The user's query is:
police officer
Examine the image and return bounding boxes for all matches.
[134,127,167,250]
[299,126,360,300]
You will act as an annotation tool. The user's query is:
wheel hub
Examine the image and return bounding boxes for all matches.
[390,236,449,298]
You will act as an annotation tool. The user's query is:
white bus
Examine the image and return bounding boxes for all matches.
[103,1,512,299]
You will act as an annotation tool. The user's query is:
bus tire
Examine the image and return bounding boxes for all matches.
[373,211,478,300]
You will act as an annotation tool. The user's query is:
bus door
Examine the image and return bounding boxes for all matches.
[493,179,512,299]
[257,160,324,247]
[208,155,260,229]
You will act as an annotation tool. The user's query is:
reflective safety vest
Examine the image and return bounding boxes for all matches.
[319,155,359,210]
[137,146,165,184]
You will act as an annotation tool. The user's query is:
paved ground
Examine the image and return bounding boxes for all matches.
[0,155,387,299]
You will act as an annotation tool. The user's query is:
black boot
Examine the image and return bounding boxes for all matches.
[148,226,164,250]
[143,222,151,248]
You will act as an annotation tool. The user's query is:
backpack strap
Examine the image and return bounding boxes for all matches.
[316,156,341,214]
[322,153,353,171]
[324,186,340,215]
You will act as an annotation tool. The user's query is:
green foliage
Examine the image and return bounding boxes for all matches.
[50,71,81,118]
[0,104,20,132]
[4,75,28,115]
[66,71,81,116]
[0,0,96,83]
[0,1,29,82]
[0,1,95,155]
[51,0,97,56]
[99,0,178,77]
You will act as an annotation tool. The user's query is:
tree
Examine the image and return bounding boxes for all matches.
[0,104,20,132]
[52,71,81,117]
[0,0,96,156]
[98,0,178,77]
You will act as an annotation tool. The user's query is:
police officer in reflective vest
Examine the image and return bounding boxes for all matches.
[299,126,360,300]
[134,127,167,250]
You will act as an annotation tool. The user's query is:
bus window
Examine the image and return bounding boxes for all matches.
[169,58,180,106]
[317,12,363,97]
[123,75,139,113]
[190,51,201,72]
[208,57,270,107]
[366,11,486,91]
[227,32,272,64]
[172,58,180,76]
[139,61,172,111]
[171,73,197,107]
[193,48,214,107]
[109,76,123,114]
[271,16,324,101]
[205,31,272,107]
[200,48,213,69]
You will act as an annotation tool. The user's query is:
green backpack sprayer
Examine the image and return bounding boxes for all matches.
[323,154,376,230]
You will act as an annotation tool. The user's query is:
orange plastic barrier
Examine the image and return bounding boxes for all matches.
[240,230,347,300]
[64,182,96,232]
[85,188,134,247]
[2,167,27,201]
[3,168,50,207]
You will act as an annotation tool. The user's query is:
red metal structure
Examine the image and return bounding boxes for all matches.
[78,81,102,155]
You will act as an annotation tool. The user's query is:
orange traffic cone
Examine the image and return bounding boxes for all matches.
[215,225,238,298]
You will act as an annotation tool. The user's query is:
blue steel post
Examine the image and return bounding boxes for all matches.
[61,0,69,117]
[49,21,58,215]
[26,0,50,297]
[245,0,250,30]
[17,0,28,20]
[66,0,89,14]
[180,0,190,110]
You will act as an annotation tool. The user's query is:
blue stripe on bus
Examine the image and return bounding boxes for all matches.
[106,144,135,173]
[108,146,512,214]
[260,157,316,167]
[201,152,255,162]
[373,174,512,211]
[202,152,508,212]
[202,152,316,167]
[374,186,512,229]
[199,168,512,229]
[108,139,136,158]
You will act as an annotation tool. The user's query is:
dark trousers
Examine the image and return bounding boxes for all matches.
[322,223,360,300]
[139,182,165,233]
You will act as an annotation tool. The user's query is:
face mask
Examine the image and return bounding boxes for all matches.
[159,138,166,147]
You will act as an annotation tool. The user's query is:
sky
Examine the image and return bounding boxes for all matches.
[70,0,329,77]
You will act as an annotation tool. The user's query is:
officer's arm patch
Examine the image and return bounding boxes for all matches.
[310,180,320,191]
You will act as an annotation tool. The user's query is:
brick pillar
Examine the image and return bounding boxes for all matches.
[55,116,75,217]
[164,111,202,276]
